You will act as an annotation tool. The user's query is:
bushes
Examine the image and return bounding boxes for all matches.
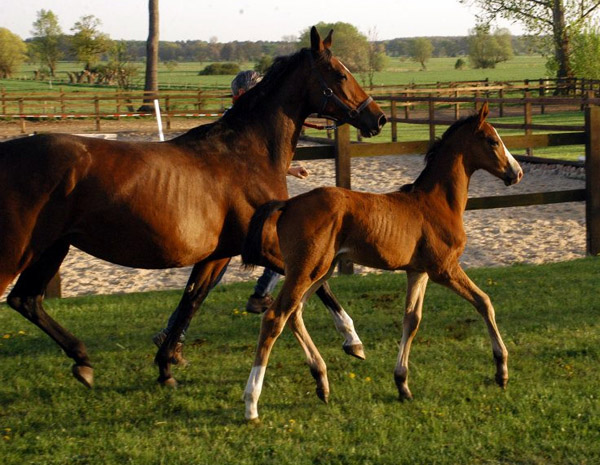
[198,62,240,75]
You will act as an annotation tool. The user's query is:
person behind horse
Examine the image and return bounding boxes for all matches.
[153,70,309,364]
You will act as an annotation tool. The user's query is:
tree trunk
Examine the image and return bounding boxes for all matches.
[140,0,159,110]
[552,0,572,81]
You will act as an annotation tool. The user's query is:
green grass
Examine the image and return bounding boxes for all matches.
[1,258,599,464]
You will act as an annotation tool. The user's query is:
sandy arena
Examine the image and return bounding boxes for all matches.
[0,120,586,298]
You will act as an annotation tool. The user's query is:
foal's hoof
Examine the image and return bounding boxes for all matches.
[72,364,94,388]
[343,343,366,360]
[158,377,178,388]
[397,386,413,402]
[316,388,329,404]
[495,373,509,389]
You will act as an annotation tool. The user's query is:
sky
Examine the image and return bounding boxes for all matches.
[0,0,524,42]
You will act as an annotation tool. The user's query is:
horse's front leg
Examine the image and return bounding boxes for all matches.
[434,265,508,388]
[315,282,365,360]
[394,271,428,401]
[155,258,231,387]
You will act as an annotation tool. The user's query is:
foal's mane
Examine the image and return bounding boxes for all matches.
[424,113,478,165]
[408,113,479,191]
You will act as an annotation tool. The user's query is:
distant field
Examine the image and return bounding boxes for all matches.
[0,56,548,92]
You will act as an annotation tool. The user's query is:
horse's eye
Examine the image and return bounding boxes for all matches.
[487,138,499,147]
[335,71,347,82]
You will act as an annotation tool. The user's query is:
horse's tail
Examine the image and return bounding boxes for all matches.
[242,200,287,267]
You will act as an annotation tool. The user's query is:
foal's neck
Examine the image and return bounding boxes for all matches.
[415,142,472,214]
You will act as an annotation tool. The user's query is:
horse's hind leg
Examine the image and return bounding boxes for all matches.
[315,282,365,360]
[433,265,508,388]
[7,241,94,387]
[394,271,428,401]
[155,257,231,387]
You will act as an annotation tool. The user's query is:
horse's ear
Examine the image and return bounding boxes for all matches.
[477,102,489,130]
[323,29,333,49]
[310,26,323,52]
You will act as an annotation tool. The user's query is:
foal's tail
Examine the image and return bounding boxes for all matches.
[242,200,287,267]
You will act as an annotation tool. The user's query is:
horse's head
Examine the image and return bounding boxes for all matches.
[466,102,523,186]
[306,26,386,137]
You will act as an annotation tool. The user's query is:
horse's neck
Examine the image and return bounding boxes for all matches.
[415,147,471,214]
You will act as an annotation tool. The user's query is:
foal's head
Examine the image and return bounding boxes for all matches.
[462,103,523,186]
[305,27,386,137]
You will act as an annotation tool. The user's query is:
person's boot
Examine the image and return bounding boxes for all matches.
[245,293,274,314]
[152,330,189,367]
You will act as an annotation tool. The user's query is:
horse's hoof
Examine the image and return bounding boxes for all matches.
[159,377,178,388]
[316,388,329,404]
[72,364,94,388]
[343,343,366,360]
[246,417,261,424]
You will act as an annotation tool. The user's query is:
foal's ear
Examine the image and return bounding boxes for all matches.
[477,102,489,130]
[310,26,323,52]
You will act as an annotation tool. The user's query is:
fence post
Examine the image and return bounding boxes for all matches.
[454,90,460,120]
[46,274,62,299]
[585,106,600,255]
[1,87,5,116]
[524,91,532,156]
[334,124,353,274]
[165,96,171,130]
[539,78,546,115]
[428,95,435,144]
[19,98,25,133]
[499,88,504,117]
[94,96,101,131]
[390,99,397,142]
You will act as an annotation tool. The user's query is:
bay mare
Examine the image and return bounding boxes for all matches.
[241,103,523,420]
[0,27,385,388]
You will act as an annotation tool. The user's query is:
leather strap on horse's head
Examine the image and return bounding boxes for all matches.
[307,50,373,126]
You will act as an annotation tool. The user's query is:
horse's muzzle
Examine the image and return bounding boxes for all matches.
[361,113,387,138]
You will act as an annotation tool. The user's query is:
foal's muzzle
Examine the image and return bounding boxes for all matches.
[503,166,524,186]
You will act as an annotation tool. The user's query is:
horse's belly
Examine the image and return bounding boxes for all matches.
[69,222,216,269]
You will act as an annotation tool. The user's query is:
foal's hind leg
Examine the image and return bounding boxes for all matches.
[433,265,508,388]
[7,242,94,387]
[394,271,428,401]
[155,258,231,387]
[288,306,330,403]
[315,282,365,360]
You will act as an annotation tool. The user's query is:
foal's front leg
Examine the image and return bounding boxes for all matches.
[394,271,428,400]
[435,265,509,388]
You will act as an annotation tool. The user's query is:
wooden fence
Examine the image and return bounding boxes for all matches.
[41,105,599,298]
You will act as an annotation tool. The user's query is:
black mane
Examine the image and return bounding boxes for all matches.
[224,48,331,119]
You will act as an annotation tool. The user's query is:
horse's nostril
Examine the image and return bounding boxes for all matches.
[378,114,387,128]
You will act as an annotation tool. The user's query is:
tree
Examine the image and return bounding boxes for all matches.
[0,28,27,78]
[141,0,159,110]
[460,0,600,79]
[298,22,370,73]
[468,25,513,68]
[30,9,62,77]
[365,28,388,88]
[70,15,110,71]
[411,37,434,69]
[570,24,600,78]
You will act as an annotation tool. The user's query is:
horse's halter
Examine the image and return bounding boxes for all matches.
[307,50,373,125]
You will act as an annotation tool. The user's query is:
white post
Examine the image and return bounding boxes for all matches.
[153,99,164,141]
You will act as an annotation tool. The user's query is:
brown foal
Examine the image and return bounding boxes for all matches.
[242,103,523,420]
